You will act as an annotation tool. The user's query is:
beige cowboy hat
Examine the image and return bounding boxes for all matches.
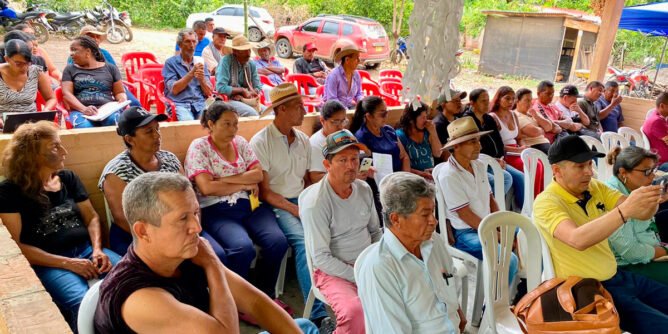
[259,83,307,117]
[442,116,492,150]
[79,25,105,36]
[226,35,253,51]
[334,43,361,63]
[253,40,275,57]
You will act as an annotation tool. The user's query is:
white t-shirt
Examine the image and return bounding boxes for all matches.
[309,129,327,173]
[555,101,576,122]
[437,156,492,230]
[250,123,312,199]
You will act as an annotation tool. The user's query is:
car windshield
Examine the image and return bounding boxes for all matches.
[250,9,260,18]
[361,24,387,39]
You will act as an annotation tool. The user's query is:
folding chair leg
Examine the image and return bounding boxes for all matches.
[302,289,315,319]
[459,275,469,317]
[471,262,484,327]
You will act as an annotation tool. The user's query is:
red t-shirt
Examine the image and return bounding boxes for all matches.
[532,100,563,143]
[644,108,668,164]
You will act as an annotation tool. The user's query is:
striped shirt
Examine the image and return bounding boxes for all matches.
[98,150,182,191]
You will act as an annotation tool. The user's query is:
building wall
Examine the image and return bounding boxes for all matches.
[479,16,565,80]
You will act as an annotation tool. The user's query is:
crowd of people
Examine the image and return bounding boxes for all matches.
[1,16,668,334]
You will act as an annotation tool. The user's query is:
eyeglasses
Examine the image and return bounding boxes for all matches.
[328,118,349,126]
[633,167,657,176]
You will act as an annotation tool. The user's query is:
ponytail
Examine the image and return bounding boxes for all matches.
[74,35,105,62]
[349,96,384,135]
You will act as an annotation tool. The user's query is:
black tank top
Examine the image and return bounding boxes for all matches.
[94,246,210,333]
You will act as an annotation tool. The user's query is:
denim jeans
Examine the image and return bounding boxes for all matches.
[125,86,141,107]
[602,270,668,333]
[201,200,289,297]
[487,165,524,209]
[227,100,261,117]
[453,228,518,285]
[272,198,328,321]
[32,242,121,329]
[260,318,319,334]
[69,110,120,128]
[171,101,206,121]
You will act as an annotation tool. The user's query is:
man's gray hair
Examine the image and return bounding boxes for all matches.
[379,172,435,227]
[176,28,195,46]
[123,172,193,231]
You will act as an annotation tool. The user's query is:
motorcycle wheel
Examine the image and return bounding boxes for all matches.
[390,49,403,65]
[63,21,82,40]
[106,24,125,44]
[32,22,49,44]
[115,20,133,42]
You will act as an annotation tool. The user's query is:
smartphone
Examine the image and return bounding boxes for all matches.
[662,179,668,196]
[359,157,373,172]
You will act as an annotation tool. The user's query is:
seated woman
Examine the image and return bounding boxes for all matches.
[464,88,524,209]
[309,100,350,183]
[396,101,442,179]
[514,88,552,154]
[62,36,127,128]
[323,45,363,110]
[0,121,121,329]
[0,39,55,128]
[489,87,526,169]
[184,101,289,306]
[605,146,668,285]
[350,96,410,173]
[98,107,195,256]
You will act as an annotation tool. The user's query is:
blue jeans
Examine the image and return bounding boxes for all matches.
[125,86,141,107]
[272,198,328,321]
[659,162,668,173]
[171,101,206,121]
[32,242,121,329]
[260,318,318,334]
[201,199,289,297]
[227,100,261,117]
[453,228,518,285]
[602,270,668,334]
[69,110,120,128]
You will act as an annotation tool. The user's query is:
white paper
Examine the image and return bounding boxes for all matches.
[655,255,668,262]
[83,100,131,121]
[372,152,394,186]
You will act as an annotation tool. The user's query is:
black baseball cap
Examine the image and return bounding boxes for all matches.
[212,27,229,36]
[116,107,168,136]
[547,135,604,164]
[559,85,581,97]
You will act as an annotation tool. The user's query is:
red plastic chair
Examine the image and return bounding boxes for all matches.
[379,77,402,85]
[381,81,403,99]
[156,81,177,122]
[122,52,159,83]
[315,85,325,98]
[53,87,73,129]
[137,67,164,110]
[361,82,401,107]
[357,70,379,86]
[285,73,320,95]
[260,75,275,88]
[379,69,403,79]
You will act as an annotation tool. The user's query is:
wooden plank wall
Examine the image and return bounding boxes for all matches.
[619,96,655,132]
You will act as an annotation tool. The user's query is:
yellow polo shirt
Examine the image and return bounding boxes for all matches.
[533,179,623,281]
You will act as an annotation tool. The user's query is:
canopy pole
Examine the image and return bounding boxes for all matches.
[652,37,668,92]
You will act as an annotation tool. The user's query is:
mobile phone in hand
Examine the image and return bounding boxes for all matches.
[359,157,373,172]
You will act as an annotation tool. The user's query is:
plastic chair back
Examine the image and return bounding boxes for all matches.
[35,91,45,111]
[380,81,403,99]
[260,75,274,87]
[477,212,543,333]
[479,154,506,210]
[379,69,403,79]
[640,126,652,151]
[137,67,164,110]
[379,77,402,85]
[361,81,381,97]
[600,131,629,154]
[285,73,319,95]
[580,135,609,180]
[157,81,177,121]
[77,280,103,334]
[517,229,555,282]
[618,126,644,149]
[520,148,551,217]
[299,193,329,318]
[121,52,159,83]
[357,69,378,86]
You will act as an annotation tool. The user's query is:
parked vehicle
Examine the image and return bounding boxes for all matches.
[0,1,50,43]
[607,57,655,99]
[275,14,390,69]
[389,36,408,64]
[83,0,132,44]
[186,4,274,42]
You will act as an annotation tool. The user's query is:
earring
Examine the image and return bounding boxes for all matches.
[622,176,627,184]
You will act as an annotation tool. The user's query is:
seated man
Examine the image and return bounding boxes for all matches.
[201,27,231,76]
[433,90,465,161]
[577,81,604,136]
[356,172,465,334]
[554,85,593,137]
[534,135,668,334]
[644,92,668,171]
[595,81,624,132]
[94,172,317,333]
[175,20,210,57]
[163,29,212,121]
[216,35,263,117]
[250,83,330,327]
[435,116,518,281]
[253,40,285,102]
[300,130,382,334]
[531,80,565,143]
[294,42,328,94]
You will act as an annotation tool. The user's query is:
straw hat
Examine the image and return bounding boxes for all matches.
[226,35,252,51]
[260,83,306,117]
[334,43,361,63]
[253,40,275,57]
[80,25,105,36]
[442,116,492,150]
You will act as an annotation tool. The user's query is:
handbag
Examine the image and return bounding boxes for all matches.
[513,276,621,334]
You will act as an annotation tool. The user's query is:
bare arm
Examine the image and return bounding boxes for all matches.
[171,68,196,96]
[38,72,57,111]
[78,199,102,251]
[61,80,88,111]
[599,96,622,120]
[112,80,127,103]
[309,171,326,184]
[259,171,299,217]
[397,140,411,172]
[425,122,443,158]
[102,174,130,233]
[454,205,483,230]
[520,123,545,138]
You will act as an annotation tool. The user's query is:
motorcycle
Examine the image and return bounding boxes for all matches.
[0,1,50,43]
[28,3,85,41]
[606,57,655,99]
[85,0,132,44]
[390,36,408,64]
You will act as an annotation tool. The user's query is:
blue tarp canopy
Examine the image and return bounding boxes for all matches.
[619,1,668,37]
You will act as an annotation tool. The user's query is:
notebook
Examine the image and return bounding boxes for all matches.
[83,101,131,122]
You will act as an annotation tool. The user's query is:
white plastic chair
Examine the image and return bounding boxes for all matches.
[477,212,543,334]
[640,126,651,151]
[433,162,485,327]
[479,153,506,210]
[77,280,103,334]
[580,135,609,180]
[520,148,551,218]
[302,239,330,319]
[600,131,630,154]
[618,127,645,148]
